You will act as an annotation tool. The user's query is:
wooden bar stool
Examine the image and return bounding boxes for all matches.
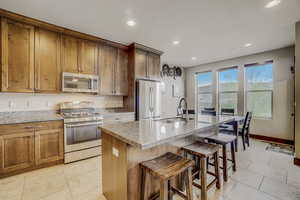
[140,152,195,200]
[205,134,237,182]
[181,142,221,200]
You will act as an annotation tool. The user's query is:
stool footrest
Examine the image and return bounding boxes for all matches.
[171,186,187,199]
[192,177,218,190]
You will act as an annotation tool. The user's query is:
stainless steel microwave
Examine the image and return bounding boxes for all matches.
[62,72,99,93]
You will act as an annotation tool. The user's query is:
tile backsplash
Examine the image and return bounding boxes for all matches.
[0,93,123,112]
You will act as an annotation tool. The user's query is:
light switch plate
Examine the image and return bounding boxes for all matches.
[112,147,119,157]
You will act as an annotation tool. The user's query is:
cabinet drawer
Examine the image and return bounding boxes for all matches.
[0,120,63,135]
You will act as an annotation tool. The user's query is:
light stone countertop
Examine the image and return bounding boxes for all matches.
[0,111,63,125]
[101,115,236,149]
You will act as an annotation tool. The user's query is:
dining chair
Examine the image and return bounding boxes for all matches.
[220,112,252,151]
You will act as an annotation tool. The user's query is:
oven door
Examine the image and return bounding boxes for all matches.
[64,121,102,153]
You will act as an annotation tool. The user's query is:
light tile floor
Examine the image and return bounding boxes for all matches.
[0,139,300,200]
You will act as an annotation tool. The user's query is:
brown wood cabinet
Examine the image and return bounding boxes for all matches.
[1,18,35,92]
[81,39,98,75]
[115,49,128,95]
[35,28,61,93]
[134,49,160,79]
[61,35,80,73]
[0,121,63,177]
[0,131,35,174]
[62,35,98,75]
[35,128,64,165]
[99,44,128,95]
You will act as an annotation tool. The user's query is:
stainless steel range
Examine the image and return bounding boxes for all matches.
[60,101,103,163]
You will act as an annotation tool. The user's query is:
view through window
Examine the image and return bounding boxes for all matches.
[197,72,213,112]
[245,62,273,118]
[218,68,238,113]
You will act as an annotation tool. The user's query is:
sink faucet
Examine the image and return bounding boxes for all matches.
[177,98,189,120]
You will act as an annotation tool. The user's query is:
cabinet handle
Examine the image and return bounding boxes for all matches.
[24,126,34,129]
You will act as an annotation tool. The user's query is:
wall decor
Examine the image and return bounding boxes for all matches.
[161,64,182,79]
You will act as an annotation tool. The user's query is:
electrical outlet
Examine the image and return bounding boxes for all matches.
[8,101,14,109]
[26,101,30,108]
[112,147,119,157]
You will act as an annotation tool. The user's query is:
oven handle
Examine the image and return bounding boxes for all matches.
[66,121,103,128]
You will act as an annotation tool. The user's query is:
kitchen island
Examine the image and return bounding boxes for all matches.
[100,115,235,200]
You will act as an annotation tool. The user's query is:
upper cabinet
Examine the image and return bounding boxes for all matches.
[81,40,98,75]
[62,35,98,75]
[35,28,61,93]
[99,44,128,96]
[134,48,161,80]
[1,18,35,92]
[61,35,80,73]
[115,49,128,95]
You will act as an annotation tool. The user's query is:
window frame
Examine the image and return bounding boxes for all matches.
[244,61,274,119]
[217,66,239,114]
[195,71,214,113]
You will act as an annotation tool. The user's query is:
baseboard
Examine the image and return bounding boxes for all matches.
[249,134,294,145]
[294,157,300,167]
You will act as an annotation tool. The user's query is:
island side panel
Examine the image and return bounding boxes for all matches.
[102,131,128,200]
[127,143,180,200]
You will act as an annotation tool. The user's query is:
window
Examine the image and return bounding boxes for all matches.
[196,71,213,112]
[218,67,238,113]
[245,61,273,118]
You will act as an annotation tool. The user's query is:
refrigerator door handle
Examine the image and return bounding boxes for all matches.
[149,87,154,115]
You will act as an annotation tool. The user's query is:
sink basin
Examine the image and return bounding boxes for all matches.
[155,117,192,123]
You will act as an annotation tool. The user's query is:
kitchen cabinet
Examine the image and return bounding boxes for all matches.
[1,18,35,92]
[0,131,35,175]
[62,35,98,75]
[35,128,64,165]
[0,121,64,177]
[135,49,161,80]
[99,44,128,95]
[81,40,98,75]
[115,49,128,95]
[61,35,81,73]
[135,49,147,78]
[35,28,61,93]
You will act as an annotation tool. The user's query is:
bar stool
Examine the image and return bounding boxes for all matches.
[140,152,195,200]
[181,142,221,200]
[205,134,237,182]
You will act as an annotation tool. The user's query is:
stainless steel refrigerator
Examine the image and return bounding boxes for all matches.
[136,79,162,120]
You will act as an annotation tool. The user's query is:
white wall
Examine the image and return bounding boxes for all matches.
[185,47,295,140]
[0,93,123,112]
[160,69,185,118]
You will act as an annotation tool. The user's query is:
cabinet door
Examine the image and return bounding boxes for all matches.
[35,28,61,93]
[147,53,161,79]
[135,49,147,78]
[115,49,128,95]
[61,35,80,73]
[1,18,34,92]
[35,129,64,165]
[99,44,117,95]
[80,40,98,75]
[0,132,35,174]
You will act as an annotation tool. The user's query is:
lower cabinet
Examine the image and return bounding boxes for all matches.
[35,128,64,165]
[0,120,64,177]
[0,132,35,174]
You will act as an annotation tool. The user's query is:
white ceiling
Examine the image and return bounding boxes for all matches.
[1,0,300,67]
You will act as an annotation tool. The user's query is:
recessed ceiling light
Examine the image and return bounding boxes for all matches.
[126,20,136,27]
[265,0,281,8]
[192,57,197,60]
[244,43,252,47]
[173,41,180,45]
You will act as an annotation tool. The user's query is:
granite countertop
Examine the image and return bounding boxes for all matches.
[0,108,134,125]
[0,111,63,125]
[101,115,235,149]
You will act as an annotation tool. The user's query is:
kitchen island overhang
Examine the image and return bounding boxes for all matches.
[100,116,235,200]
